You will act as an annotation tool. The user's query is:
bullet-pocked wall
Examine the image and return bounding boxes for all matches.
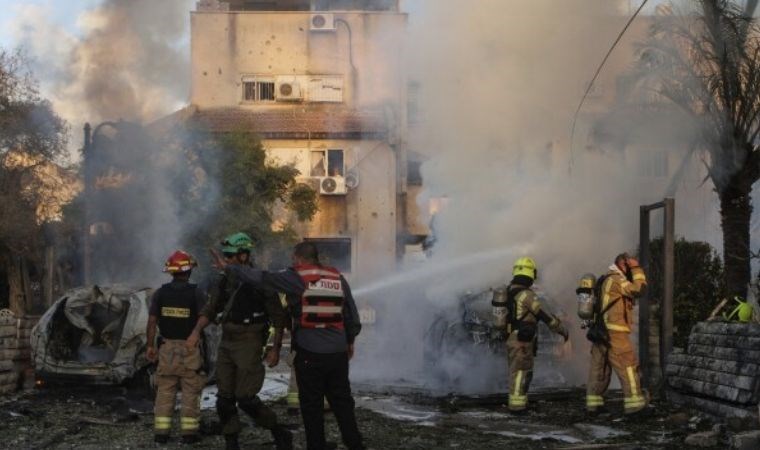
[190,11,408,110]
[190,7,408,283]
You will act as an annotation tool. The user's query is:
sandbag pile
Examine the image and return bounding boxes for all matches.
[0,309,38,395]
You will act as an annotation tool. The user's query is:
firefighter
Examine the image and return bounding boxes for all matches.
[213,241,365,450]
[501,257,568,413]
[146,250,207,444]
[187,233,292,450]
[585,253,648,415]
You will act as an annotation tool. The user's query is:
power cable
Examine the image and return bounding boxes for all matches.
[568,0,650,174]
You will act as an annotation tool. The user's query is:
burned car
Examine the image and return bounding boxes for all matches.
[31,285,219,385]
[424,287,573,393]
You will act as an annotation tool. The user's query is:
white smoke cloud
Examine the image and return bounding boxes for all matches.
[352,0,723,393]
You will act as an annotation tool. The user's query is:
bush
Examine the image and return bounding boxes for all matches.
[647,238,725,348]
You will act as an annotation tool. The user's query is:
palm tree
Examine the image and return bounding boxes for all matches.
[602,1,760,298]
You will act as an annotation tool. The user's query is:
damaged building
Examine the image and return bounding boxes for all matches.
[182,0,418,284]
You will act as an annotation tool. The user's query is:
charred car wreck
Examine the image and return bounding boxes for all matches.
[424,287,572,393]
[31,285,218,385]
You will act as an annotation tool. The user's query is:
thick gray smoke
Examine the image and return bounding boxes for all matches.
[10,0,199,286]
[352,0,722,394]
[12,0,194,143]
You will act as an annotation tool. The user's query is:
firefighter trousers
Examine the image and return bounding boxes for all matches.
[506,332,535,411]
[586,331,647,414]
[154,340,206,436]
[215,323,280,436]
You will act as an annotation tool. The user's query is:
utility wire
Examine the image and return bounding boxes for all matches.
[568,0,650,174]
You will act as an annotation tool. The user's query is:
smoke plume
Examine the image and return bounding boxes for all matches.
[352,0,723,394]
[12,0,193,140]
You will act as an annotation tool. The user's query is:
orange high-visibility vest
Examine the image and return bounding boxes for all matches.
[295,264,345,330]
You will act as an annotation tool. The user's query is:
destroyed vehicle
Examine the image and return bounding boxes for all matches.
[31,285,220,385]
[424,287,573,392]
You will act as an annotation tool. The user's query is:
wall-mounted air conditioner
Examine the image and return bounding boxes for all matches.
[319,176,347,195]
[275,77,303,101]
[310,13,335,32]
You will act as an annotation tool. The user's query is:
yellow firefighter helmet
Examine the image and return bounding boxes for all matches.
[512,257,538,280]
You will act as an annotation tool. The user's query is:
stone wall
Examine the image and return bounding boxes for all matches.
[666,321,760,419]
[0,310,38,395]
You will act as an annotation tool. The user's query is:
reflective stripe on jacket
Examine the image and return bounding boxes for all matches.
[602,266,646,333]
[296,264,345,330]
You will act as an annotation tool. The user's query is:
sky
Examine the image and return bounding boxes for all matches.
[0,0,101,48]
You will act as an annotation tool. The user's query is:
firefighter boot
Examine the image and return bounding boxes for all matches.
[224,434,240,450]
[153,434,169,444]
[271,425,293,450]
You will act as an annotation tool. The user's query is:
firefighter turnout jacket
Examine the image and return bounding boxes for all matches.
[149,280,207,437]
[505,278,566,412]
[599,265,646,333]
[586,264,648,414]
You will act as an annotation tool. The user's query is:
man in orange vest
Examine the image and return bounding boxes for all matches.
[213,241,364,450]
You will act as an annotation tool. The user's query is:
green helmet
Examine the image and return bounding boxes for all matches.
[221,232,254,254]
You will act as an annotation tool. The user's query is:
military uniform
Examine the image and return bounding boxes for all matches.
[150,281,207,438]
[227,263,364,450]
[503,280,566,412]
[586,265,647,414]
[201,268,289,440]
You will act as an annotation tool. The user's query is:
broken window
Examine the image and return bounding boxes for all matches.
[327,149,344,177]
[310,150,327,177]
[242,77,276,102]
[304,238,352,273]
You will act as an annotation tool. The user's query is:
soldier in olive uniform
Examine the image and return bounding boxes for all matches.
[188,233,291,450]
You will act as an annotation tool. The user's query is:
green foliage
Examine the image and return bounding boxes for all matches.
[0,48,67,256]
[647,237,725,348]
[178,128,318,272]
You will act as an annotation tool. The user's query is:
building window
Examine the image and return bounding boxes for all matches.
[310,149,344,177]
[304,238,352,273]
[242,77,275,102]
[308,76,343,103]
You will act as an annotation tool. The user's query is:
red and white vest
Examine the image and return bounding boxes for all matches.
[295,264,345,330]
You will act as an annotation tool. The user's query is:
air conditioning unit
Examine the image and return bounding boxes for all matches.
[319,176,347,195]
[345,169,359,190]
[310,13,335,32]
[276,78,303,101]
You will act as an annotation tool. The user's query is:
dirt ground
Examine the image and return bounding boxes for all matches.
[0,378,732,450]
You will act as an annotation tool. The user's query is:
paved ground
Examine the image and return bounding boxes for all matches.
[0,370,732,450]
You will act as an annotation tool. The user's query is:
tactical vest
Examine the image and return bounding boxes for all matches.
[156,282,198,340]
[221,275,269,325]
[295,264,345,330]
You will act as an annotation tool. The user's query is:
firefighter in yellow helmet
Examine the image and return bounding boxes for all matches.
[585,253,648,415]
[499,257,568,412]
